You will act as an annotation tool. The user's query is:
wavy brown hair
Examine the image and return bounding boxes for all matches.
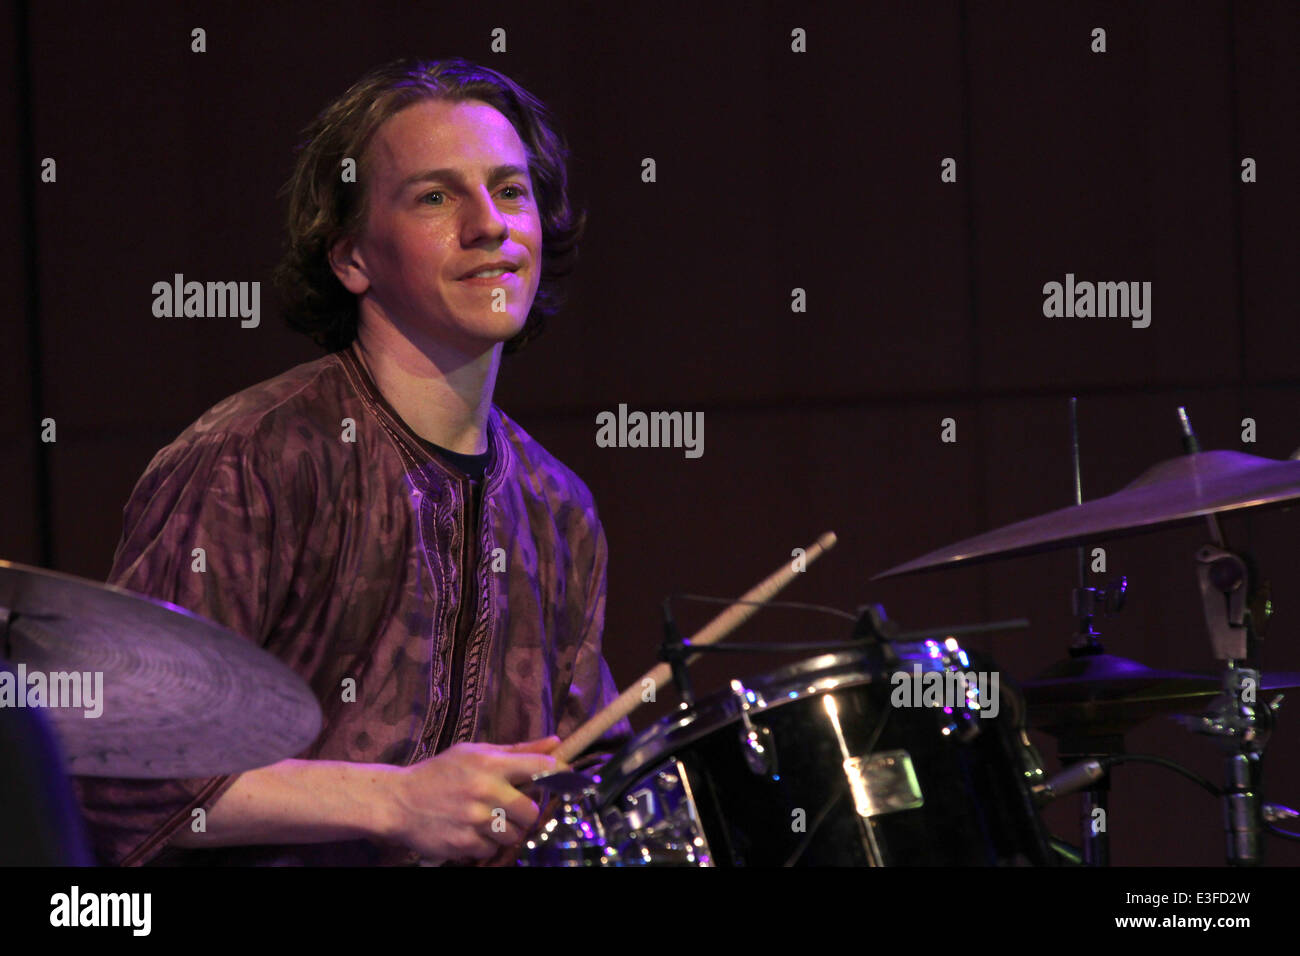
[273,57,586,354]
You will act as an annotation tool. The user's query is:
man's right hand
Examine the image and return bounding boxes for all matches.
[384,737,561,863]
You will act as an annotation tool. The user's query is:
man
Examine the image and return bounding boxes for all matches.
[73,57,629,865]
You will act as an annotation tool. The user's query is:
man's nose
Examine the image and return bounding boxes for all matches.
[462,186,509,242]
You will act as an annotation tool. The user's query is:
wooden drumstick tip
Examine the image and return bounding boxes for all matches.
[815,531,838,551]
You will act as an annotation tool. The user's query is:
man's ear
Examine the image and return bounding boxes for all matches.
[329,233,370,296]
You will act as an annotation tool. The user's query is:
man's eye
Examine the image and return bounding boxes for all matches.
[421,191,445,205]
[500,185,527,200]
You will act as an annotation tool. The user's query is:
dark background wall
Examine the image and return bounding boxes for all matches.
[4,0,1298,866]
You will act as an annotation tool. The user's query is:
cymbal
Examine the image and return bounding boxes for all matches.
[875,450,1300,579]
[0,561,322,779]
[1023,653,1300,735]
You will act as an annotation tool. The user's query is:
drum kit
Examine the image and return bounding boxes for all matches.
[3,404,1300,866]
[515,405,1300,866]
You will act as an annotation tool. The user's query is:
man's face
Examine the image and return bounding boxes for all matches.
[333,98,543,355]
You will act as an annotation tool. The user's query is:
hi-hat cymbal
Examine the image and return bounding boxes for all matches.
[0,560,322,779]
[1023,652,1300,735]
[875,450,1300,579]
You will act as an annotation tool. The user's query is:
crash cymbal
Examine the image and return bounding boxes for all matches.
[1023,653,1300,735]
[0,560,322,779]
[875,450,1300,579]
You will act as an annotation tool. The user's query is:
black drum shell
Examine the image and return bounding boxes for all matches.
[595,645,1054,866]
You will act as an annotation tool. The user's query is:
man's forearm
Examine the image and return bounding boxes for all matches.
[170,758,400,849]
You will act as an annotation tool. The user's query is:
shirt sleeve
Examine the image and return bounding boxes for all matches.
[72,431,294,866]
[556,511,633,753]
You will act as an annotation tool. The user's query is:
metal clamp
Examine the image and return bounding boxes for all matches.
[730,679,778,777]
[1196,546,1249,662]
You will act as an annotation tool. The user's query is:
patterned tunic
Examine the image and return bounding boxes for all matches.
[73,344,628,865]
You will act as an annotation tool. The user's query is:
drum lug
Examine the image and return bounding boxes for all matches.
[730,679,778,776]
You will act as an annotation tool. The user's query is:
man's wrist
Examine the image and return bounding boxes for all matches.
[364,762,410,845]
[169,758,411,850]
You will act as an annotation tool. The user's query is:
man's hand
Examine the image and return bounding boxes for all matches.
[167,736,568,862]
[384,736,563,863]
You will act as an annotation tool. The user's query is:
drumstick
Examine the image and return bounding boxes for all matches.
[554,531,838,763]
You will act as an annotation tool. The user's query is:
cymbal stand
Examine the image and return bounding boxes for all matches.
[1063,398,1129,865]
[1176,408,1275,865]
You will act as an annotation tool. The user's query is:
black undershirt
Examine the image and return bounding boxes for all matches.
[417,438,491,753]
[419,439,490,482]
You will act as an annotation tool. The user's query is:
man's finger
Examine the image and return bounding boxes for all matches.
[484,819,528,848]
[486,788,541,829]
[503,737,571,772]
[494,753,561,784]
[504,736,561,754]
